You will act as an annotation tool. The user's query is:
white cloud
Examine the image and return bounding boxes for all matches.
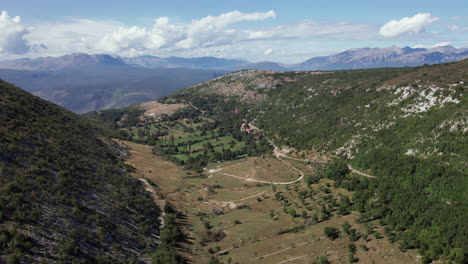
[96,14,380,55]
[0,11,31,54]
[250,21,378,41]
[264,48,273,56]
[4,10,376,61]
[447,25,468,32]
[448,25,459,31]
[1,9,457,63]
[411,41,452,49]
[379,13,439,38]
[26,18,122,56]
[97,10,277,53]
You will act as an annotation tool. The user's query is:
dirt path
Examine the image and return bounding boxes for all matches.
[214,169,303,185]
[229,191,266,203]
[347,165,377,178]
[248,240,316,262]
[275,255,308,264]
[250,123,377,179]
[207,123,305,185]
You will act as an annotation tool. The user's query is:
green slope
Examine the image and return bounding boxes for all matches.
[166,60,468,263]
[0,80,160,263]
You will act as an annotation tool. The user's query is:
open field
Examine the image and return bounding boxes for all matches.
[211,156,300,183]
[122,140,419,264]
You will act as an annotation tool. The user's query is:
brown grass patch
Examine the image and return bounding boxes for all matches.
[138,101,188,117]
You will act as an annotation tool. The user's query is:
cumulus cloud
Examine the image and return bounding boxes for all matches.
[26,18,121,56]
[379,13,439,38]
[4,9,378,60]
[3,9,455,63]
[97,10,277,53]
[95,12,380,55]
[0,11,31,54]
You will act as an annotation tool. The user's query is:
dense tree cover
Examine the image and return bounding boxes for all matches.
[85,107,145,129]
[0,80,161,263]
[167,60,467,263]
[246,62,467,263]
[151,213,185,264]
[320,159,467,263]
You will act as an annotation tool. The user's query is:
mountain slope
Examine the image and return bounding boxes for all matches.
[168,60,468,263]
[1,46,466,74]
[295,46,468,70]
[0,80,161,263]
[121,55,248,70]
[0,53,127,71]
[227,61,291,71]
[0,67,225,113]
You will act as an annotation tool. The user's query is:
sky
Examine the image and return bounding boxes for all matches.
[1,0,467,63]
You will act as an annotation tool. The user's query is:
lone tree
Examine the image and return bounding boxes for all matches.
[324,227,339,240]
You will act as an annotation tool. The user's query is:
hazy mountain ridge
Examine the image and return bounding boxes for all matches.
[0,46,466,72]
[295,46,468,70]
[0,53,126,71]
[122,46,468,71]
[122,55,247,70]
[0,67,226,113]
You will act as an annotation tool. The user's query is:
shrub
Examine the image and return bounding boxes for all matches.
[324,227,339,240]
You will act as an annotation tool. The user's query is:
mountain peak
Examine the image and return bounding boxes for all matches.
[296,45,468,70]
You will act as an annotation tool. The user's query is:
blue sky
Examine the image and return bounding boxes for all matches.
[1,0,467,63]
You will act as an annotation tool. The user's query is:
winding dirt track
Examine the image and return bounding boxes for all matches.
[347,165,377,178]
[207,122,305,184]
[210,120,377,184]
[251,123,377,179]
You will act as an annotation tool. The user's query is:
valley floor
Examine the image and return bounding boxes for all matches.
[120,140,419,264]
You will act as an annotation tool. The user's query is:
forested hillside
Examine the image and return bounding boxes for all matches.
[166,60,467,263]
[0,80,161,263]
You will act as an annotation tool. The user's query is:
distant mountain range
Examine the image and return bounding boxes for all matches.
[0,46,466,72]
[122,55,247,70]
[0,53,127,71]
[1,46,466,72]
[294,46,468,70]
[0,66,225,113]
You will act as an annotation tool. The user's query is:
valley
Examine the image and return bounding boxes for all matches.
[88,59,466,263]
[1,3,467,264]
[1,58,465,263]
[120,139,418,264]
